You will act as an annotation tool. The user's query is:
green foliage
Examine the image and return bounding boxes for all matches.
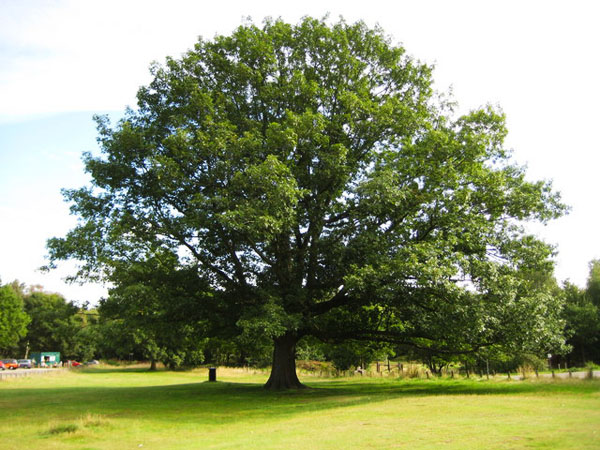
[398,345,459,374]
[19,290,82,359]
[71,313,101,362]
[466,349,547,374]
[46,17,567,386]
[97,250,212,369]
[561,261,600,365]
[586,259,600,306]
[296,336,326,362]
[200,336,273,367]
[323,341,385,371]
[0,283,30,353]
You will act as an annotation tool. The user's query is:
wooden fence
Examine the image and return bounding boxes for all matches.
[0,368,66,381]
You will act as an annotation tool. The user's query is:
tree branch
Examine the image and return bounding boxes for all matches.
[309,287,348,316]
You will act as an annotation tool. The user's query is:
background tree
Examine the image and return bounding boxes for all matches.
[562,260,600,365]
[586,260,600,307]
[47,17,567,388]
[70,308,101,362]
[92,318,145,361]
[0,282,30,354]
[19,290,82,359]
[97,249,210,369]
[323,341,384,372]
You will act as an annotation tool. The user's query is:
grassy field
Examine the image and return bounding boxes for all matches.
[0,366,599,449]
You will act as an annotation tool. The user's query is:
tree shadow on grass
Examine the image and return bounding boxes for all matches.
[307,377,600,399]
[3,372,599,428]
[74,366,160,374]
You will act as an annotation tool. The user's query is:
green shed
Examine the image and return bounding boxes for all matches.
[30,352,61,367]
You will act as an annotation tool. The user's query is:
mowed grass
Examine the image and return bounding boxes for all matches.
[0,367,599,449]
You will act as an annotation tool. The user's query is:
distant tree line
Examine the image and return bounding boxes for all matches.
[0,280,97,361]
[1,259,599,370]
[561,260,600,366]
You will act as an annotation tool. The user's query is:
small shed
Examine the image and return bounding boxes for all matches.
[30,352,61,367]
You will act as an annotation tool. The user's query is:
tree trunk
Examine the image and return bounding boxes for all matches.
[149,359,157,371]
[264,334,305,390]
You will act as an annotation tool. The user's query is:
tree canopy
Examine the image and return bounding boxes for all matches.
[47,17,567,388]
[19,290,82,359]
[0,283,30,353]
[562,260,600,365]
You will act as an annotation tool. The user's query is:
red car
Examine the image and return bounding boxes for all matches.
[0,361,4,370]
[1,359,18,370]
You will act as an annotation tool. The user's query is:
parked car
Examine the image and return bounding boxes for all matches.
[17,359,33,369]
[1,359,18,370]
[0,360,5,370]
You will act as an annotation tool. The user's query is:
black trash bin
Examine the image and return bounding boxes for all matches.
[208,367,217,382]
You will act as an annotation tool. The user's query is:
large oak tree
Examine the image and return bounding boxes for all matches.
[47,17,566,388]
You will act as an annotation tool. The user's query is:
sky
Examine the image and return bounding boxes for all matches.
[0,0,598,305]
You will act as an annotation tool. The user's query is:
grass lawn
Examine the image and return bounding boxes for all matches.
[0,366,599,449]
